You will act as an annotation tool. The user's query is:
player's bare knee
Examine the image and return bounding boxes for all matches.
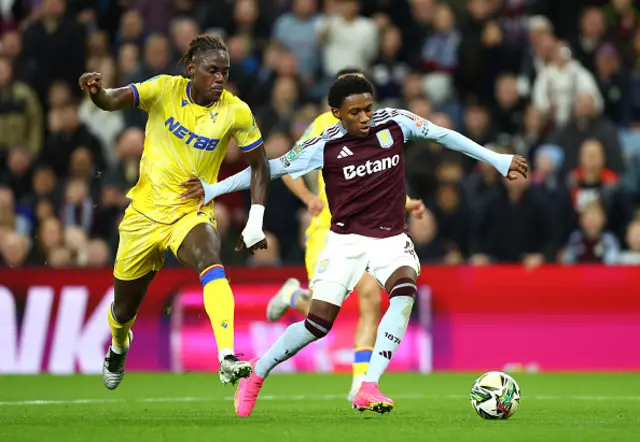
[388,277,417,300]
[112,302,136,324]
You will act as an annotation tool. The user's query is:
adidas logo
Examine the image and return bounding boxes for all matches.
[379,350,392,360]
[337,146,354,159]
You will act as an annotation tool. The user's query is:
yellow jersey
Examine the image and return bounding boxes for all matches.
[127,74,262,224]
[297,112,337,231]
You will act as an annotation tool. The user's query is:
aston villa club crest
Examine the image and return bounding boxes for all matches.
[376,129,393,148]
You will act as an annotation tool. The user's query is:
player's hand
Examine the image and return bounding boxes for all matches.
[405,199,426,219]
[305,196,325,217]
[179,177,206,211]
[79,72,102,94]
[235,231,267,255]
[180,177,205,200]
[507,155,528,181]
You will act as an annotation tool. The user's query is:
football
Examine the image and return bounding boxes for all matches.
[470,371,521,420]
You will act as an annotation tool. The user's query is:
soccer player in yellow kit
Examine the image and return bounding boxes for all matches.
[264,69,425,400]
[78,35,270,390]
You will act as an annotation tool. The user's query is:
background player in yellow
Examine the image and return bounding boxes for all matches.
[264,69,426,401]
[78,35,270,391]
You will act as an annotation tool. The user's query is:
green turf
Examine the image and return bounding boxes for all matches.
[1,373,639,442]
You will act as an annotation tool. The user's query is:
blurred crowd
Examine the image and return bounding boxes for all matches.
[2,0,640,269]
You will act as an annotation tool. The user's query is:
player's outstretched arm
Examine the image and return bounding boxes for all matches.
[398,111,528,180]
[180,157,291,207]
[79,72,134,111]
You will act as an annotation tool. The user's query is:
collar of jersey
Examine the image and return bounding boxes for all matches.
[185,81,217,110]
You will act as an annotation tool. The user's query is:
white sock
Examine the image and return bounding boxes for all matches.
[218,348,234,362]
[254,321,317,378]
[110,341,127,354]
[364,296,415,384]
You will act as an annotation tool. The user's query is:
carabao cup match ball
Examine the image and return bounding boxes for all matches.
[470,371,521,420]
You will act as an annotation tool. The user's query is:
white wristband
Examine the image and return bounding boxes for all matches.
[246,204,265,230]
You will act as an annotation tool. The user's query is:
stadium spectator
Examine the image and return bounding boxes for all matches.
[533,40,603,129]
[258,131,304,263]
[1,146,34,202]
[85,238,112,268]
[370,25,410,105]
[593,43,629,125]
[492,73,527,139]
[169,17,200,65]
[20,0,85,103]
[604,0,640,46]
[116,42,140,85]
[0,55,43,159]
[550,93,624,177]
[47,80,73,109]
[511,104,547,159]
[0,231,30,268]
[567,138,634,241]
[618,218,640,264]
[408,208,450,263]
[570,7,608,74]
[30,217,63,265]
[39,101,105,178]
[272,0,320,83]
[0,185,30,236]
[470,163,556,266]
[256,75,300,136]
[420,3,460,74]
[317,0,378,78]
[519,16,556,96]
[114,9,146,53]
[562,201,620,264]
[428,161,472,257]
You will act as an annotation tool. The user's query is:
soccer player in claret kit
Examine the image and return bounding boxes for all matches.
[78,35,270,390]
[264,68,426,401]
[182,75,528,416]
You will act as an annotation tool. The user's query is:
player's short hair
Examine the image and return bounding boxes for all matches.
[335,67,363,79]
[179,34,227,68]
[328,75,375,108]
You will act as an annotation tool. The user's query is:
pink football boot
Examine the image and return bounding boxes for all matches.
[234,358,264,417]
[351,381,395,414]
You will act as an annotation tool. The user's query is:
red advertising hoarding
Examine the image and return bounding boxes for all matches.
[0,265,639,374]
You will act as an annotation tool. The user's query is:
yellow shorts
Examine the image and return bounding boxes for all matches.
[113,205,216,281]
[304,226,329,281]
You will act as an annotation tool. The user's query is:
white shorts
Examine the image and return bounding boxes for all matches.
[310,231,420,305]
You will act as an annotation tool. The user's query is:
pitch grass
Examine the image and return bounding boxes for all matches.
[1,373,639,442]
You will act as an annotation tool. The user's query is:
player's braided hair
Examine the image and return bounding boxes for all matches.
[179,34,227,70]
[328,75,375,108]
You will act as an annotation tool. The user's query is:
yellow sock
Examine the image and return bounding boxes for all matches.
[201,265,235,360]
[107,303,135,352]
[353,346,374,377]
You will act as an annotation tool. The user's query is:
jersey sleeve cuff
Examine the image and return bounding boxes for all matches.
[128,84,140,107]
[239,138,263,152]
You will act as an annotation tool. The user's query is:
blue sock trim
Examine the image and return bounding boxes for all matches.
[354,350,373,363]
[200,266,226,286]
[289,290,299,308]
